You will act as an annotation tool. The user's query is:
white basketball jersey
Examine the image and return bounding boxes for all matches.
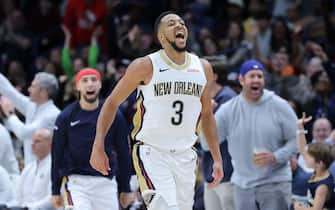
[131,50,207,151]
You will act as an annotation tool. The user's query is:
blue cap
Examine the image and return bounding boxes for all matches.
[240,60,265,76]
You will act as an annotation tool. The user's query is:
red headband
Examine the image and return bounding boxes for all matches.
[75,68,101,82]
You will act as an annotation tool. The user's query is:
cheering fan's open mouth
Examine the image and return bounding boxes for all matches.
[250,85,262,94]
[251,86,259,91]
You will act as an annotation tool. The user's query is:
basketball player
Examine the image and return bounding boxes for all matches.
[90,11,223,210]
[51,68,132,210]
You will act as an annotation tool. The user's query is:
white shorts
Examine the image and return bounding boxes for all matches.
[132,143,197,210]
[61,175,118,210]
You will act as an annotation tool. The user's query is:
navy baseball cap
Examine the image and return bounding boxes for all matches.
[240,60,265,76]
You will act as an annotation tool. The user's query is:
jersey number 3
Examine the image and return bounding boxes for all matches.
[171,100,183,125]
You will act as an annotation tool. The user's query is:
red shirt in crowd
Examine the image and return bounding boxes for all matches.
[64,0,107,47]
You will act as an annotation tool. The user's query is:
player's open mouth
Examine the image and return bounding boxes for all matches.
[86,90,95,95]
[175,32,185,39]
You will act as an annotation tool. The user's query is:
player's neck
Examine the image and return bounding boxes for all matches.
[163,48,186,65]
[80,99,99,110]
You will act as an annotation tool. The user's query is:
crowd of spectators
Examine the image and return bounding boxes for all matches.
[1,0,335,209]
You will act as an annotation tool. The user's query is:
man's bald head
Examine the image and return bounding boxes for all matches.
[32,128,52,160]
[312,118,332,142]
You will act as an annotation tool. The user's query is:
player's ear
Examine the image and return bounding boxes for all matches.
[157,31,163,43]
[75,80,80,92]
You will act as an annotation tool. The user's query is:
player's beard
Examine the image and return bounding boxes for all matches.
[83,94,99,104]
[165,35,186,52]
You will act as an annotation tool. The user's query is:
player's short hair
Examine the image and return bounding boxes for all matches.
[154,11,179,35]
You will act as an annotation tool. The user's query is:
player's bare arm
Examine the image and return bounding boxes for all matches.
[94,56,152,142]
[200,58,224,188]
[90,57,153,175]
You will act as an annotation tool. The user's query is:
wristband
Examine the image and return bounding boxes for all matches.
[296,129,308,134]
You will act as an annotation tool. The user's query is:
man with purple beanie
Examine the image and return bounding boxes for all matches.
[207,59,298,210]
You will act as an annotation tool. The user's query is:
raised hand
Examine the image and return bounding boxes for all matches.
[296,112,312,155]
[297,112,312,129]
[0,96,15,117]
[61,24,71,47]
[92,25,103,39]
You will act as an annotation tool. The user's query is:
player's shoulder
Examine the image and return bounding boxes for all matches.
[199,57,211,66]
[125,55,153,78]
[129,56,152,70]
[198,57,213,75]
[57,102,79,120]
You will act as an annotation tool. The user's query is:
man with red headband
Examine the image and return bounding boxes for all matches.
[51,68,133,210]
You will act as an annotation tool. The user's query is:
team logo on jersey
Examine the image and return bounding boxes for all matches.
[70,120,80,127]
[159,68,169,72]
[187,68,200,72]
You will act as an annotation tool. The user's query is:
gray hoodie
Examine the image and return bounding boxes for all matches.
[215,89,297,189]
